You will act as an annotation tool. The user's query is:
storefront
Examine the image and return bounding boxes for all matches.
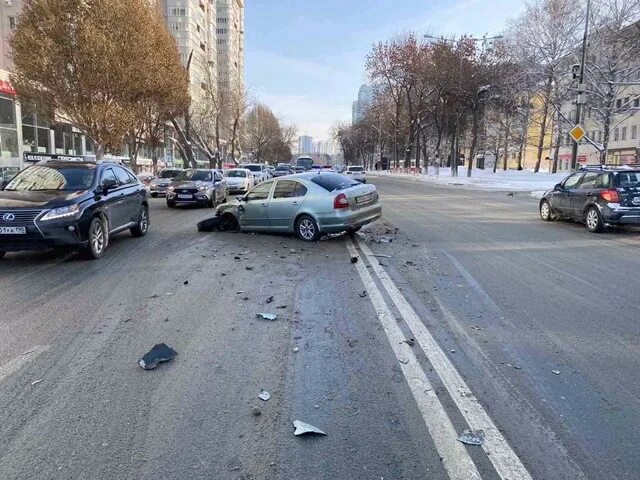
[0,79,20,170]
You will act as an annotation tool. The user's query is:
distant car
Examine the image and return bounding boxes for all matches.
[166,169,227,208]
[266,165,275,179]
[344,165,367,183]
[321,165,335,172]
[214,172,382,241]
[239,163,268,183]
[539,166,640,232]
[149,168,183,197]
[0,160,149,259]
[310,165,322,172]
[274,164,293,177]
[293,166,305,174]
[224,168,255,194]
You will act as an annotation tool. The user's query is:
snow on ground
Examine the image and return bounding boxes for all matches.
[371,166,567,194]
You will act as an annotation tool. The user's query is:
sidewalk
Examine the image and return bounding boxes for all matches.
[371,166,566,197]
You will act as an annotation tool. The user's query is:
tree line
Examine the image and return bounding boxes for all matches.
[10,0,296,170]
[334,0,640,176]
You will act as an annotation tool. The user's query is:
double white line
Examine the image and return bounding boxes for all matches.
[346,237,532,480]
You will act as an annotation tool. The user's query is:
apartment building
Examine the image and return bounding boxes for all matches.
[215,0,244,94]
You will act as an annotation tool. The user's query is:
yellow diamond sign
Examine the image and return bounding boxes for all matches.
[569,124,586,143]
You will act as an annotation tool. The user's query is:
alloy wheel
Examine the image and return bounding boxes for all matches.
[91,221,105,255]
[586,209,599,231]
[540,201,550,220]
[299,219,315,240]
[139,208,149,233]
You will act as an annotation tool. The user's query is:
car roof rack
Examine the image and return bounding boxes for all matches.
[581,163,640,171]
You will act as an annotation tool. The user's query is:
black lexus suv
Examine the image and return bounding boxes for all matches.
[539,165,640,232]
[0,160,149,259]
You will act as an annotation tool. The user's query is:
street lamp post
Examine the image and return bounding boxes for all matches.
[570,0,591,171]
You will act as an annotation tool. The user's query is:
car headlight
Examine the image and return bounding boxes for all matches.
[40,204,81,222]
[198,185,207,191]
[168,186,175,191]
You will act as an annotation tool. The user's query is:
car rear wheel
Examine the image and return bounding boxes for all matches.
[85,217,107,259]
[539,200,553,221]
[130,205,149,237]
[585,207,604,233]
[296,214,320,242]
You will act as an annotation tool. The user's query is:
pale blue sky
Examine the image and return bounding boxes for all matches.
[245,0,527,140]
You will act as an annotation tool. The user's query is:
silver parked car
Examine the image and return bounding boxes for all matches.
[224,168,255,194]
[214,172,382,241]
[166,169,227,208]
[149,168,183,197]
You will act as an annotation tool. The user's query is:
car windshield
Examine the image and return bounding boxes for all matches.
[4,165,96,191]
[349,166,365,172]
[159,170,181,178]
[617,172,640,187]
[241,165,262,172]
[175,170,212,182]
[276,165,290,170]
[310,173,359,192]
[225,170,247,178]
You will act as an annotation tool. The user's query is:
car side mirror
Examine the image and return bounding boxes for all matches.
[101,178,118,194]
[554,183,562,191]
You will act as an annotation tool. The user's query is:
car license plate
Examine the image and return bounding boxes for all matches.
[356,194,372,204]
[177,194,193,199]
[0,226,26,234]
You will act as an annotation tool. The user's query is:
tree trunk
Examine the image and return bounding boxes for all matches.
[171,117,197,168]
[467,114,480,178]
[534,77,553,173]
[552,126,562,174]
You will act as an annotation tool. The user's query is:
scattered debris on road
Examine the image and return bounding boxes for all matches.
[277,305,288,309]
[197,216,225,232]
[30,379,43,386]
[256,313,277,321]
[183,280,189,285]
[457,429,485,446]
[552,370,561,375]
[138,343,178,370]
[399,359,409,364]
[246,266,254,271]
[266,296,274,304]
[293,347,300,353]
[373,254,391,259]
[471,326,483,331]
[359,291,367,298]
[252,407,262,417]
[258,390,271,401]
[405,261,415,266]
[293,420,327,436]
[350,256,359,264]
[403,338,415,347]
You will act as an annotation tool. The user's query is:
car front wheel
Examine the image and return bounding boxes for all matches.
[296,214,320,242]
[131,205,149,237]
[585,207,604,233]
[540,200,553,221]
[85,217,107,259]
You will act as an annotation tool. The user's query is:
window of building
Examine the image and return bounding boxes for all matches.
[565,133,571,145]
[634,98,640,108]
[632,125,638,140]
[598,131,602,143]
[624,97,630,107]
[622,127,627,141]
[200,42,206,51]
[217,17,227,24]
[21,105,51,153]
[8,16,16,30]
[169,7,186,16]
[217,39,227,45]
[217,28,227,34]
[616,98,622,109]
[614,128,620,141]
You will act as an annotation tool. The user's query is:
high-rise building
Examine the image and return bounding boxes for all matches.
[216,0,244,95]
[158,0,218,102]
[352,84,377,124]
[298,135,313,155]
[0,0,21,71]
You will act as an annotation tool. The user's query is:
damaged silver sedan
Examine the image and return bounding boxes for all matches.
[212,172,382,241]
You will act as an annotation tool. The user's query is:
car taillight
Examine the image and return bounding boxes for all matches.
[334,193,349,209]
[601,189,620,203]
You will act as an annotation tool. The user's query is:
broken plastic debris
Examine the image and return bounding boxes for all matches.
[256,313,277,321]
[138,343,178,370]
[373,254,391,259]
[552,370,561,375]
[403,338,415,347]
[258,390,271,401]
[293,420,327,436]
[266,296,274,304]
[359,291,367,298]
[292,347,300,353]
[399,359,409,365]
[183,280,189,285]
[350,256,359,264]
[30,379,43,386]
[457,429,485,446]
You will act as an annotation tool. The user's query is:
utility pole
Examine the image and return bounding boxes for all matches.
[570,0,591,171]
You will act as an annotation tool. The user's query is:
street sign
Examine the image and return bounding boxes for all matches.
[569,124,586,143]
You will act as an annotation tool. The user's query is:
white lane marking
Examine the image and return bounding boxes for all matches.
[0,345,50,384]
[356,238,533,480]
[345,239,481,480]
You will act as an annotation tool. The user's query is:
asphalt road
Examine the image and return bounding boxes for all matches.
[0,180,638,480]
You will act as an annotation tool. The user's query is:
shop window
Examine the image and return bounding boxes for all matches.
[0,96,16,128]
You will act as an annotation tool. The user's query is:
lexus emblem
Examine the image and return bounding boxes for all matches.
[2,213,15,222]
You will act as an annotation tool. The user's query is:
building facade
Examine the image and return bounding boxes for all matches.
[216,0,244,95]
[351,84,376,124]
[298,135,313,155]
